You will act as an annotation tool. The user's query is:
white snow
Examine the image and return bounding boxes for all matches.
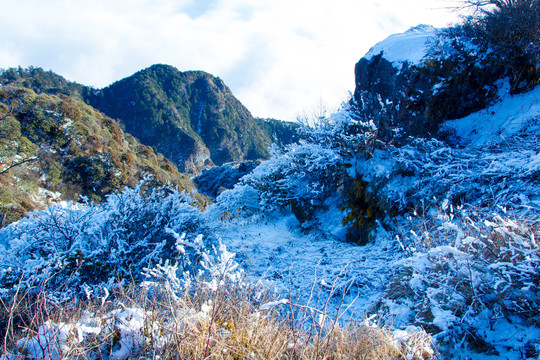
[443,81,540,146]
[216,214,404,321]
[259,298,289,310]
[364,25,438,67]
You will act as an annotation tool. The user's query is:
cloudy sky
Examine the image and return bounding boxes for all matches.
[0,0,461,121]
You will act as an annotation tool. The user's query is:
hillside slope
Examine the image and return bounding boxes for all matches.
[0,66,299,174]
[0,83,202,226]
[88,64,298,173]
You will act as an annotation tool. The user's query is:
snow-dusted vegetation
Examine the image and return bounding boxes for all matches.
[0,183,216,300]
[1,1,539,359]
[2,83,537,358]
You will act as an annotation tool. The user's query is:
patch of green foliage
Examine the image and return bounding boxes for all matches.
[0,66,90,99]
[340,177,382,245]
[0,83,204,227]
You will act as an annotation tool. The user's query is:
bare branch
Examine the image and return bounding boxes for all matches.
[0,156,39,175]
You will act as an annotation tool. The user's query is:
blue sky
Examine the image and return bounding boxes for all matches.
[0,0,460,121]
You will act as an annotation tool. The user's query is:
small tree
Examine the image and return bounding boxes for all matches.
[458,0,540,93]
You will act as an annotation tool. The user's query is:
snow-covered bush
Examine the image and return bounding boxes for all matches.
[357,134,540,217]
[142,229,244,296]
[408,1,539,130]
[377,207,540,356]
[461,0,540,94]
[193,160,259,199]
[240,142,342,219]
[411,26,502,125]
[209,107,378,226]
[0,181,216,299]
[207,143,342,223]
[3,235,246,360]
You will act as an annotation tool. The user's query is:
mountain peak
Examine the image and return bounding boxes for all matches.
[89,64,295,173]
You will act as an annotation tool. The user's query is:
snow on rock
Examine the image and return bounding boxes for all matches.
[443,81,540,146]
[364,25,438,67]
[259,298,289,310]
[16,321,74,360]
[108,307,147,360]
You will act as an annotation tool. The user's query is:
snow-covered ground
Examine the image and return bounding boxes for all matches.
[216,214,402,322]
[443,80,540,146]
[214,78,540,359]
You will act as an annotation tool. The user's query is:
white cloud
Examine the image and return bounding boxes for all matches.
[0,0,460,121]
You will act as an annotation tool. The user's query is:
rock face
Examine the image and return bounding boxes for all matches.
[353,56,420,141]
[89,64,297,173]
[351,25,500,142]
[351,26,437,142]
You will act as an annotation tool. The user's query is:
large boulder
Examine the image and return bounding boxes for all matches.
[351,25,501,142]
[351,25,438,142]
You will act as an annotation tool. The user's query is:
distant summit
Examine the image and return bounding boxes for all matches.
[1,65,298,174]
[88,64,298,173]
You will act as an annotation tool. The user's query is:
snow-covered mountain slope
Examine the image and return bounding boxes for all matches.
[209,60,540,360]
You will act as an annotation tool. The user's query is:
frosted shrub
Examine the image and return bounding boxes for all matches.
[206,184,263,222]
[462,0,540,93]
[142,229,244,297]
[358,134,540,216]
[0,181,216,299]
[208,143,342,222]
[3,224,249,360]
[243,143,342,215]
[194,160,258,199]
[379,207,539,354]
[210,107,378,223]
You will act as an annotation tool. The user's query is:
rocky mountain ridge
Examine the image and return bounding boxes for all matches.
[1,65,298,174]
[88,64,298,173]
[0,81,203,226]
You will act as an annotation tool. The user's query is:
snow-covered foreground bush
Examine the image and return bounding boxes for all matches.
[0,182,216,300]
[375,206,540,357]
[1,259,433,360]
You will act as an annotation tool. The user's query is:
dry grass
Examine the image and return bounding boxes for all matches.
[0,277,433,360]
